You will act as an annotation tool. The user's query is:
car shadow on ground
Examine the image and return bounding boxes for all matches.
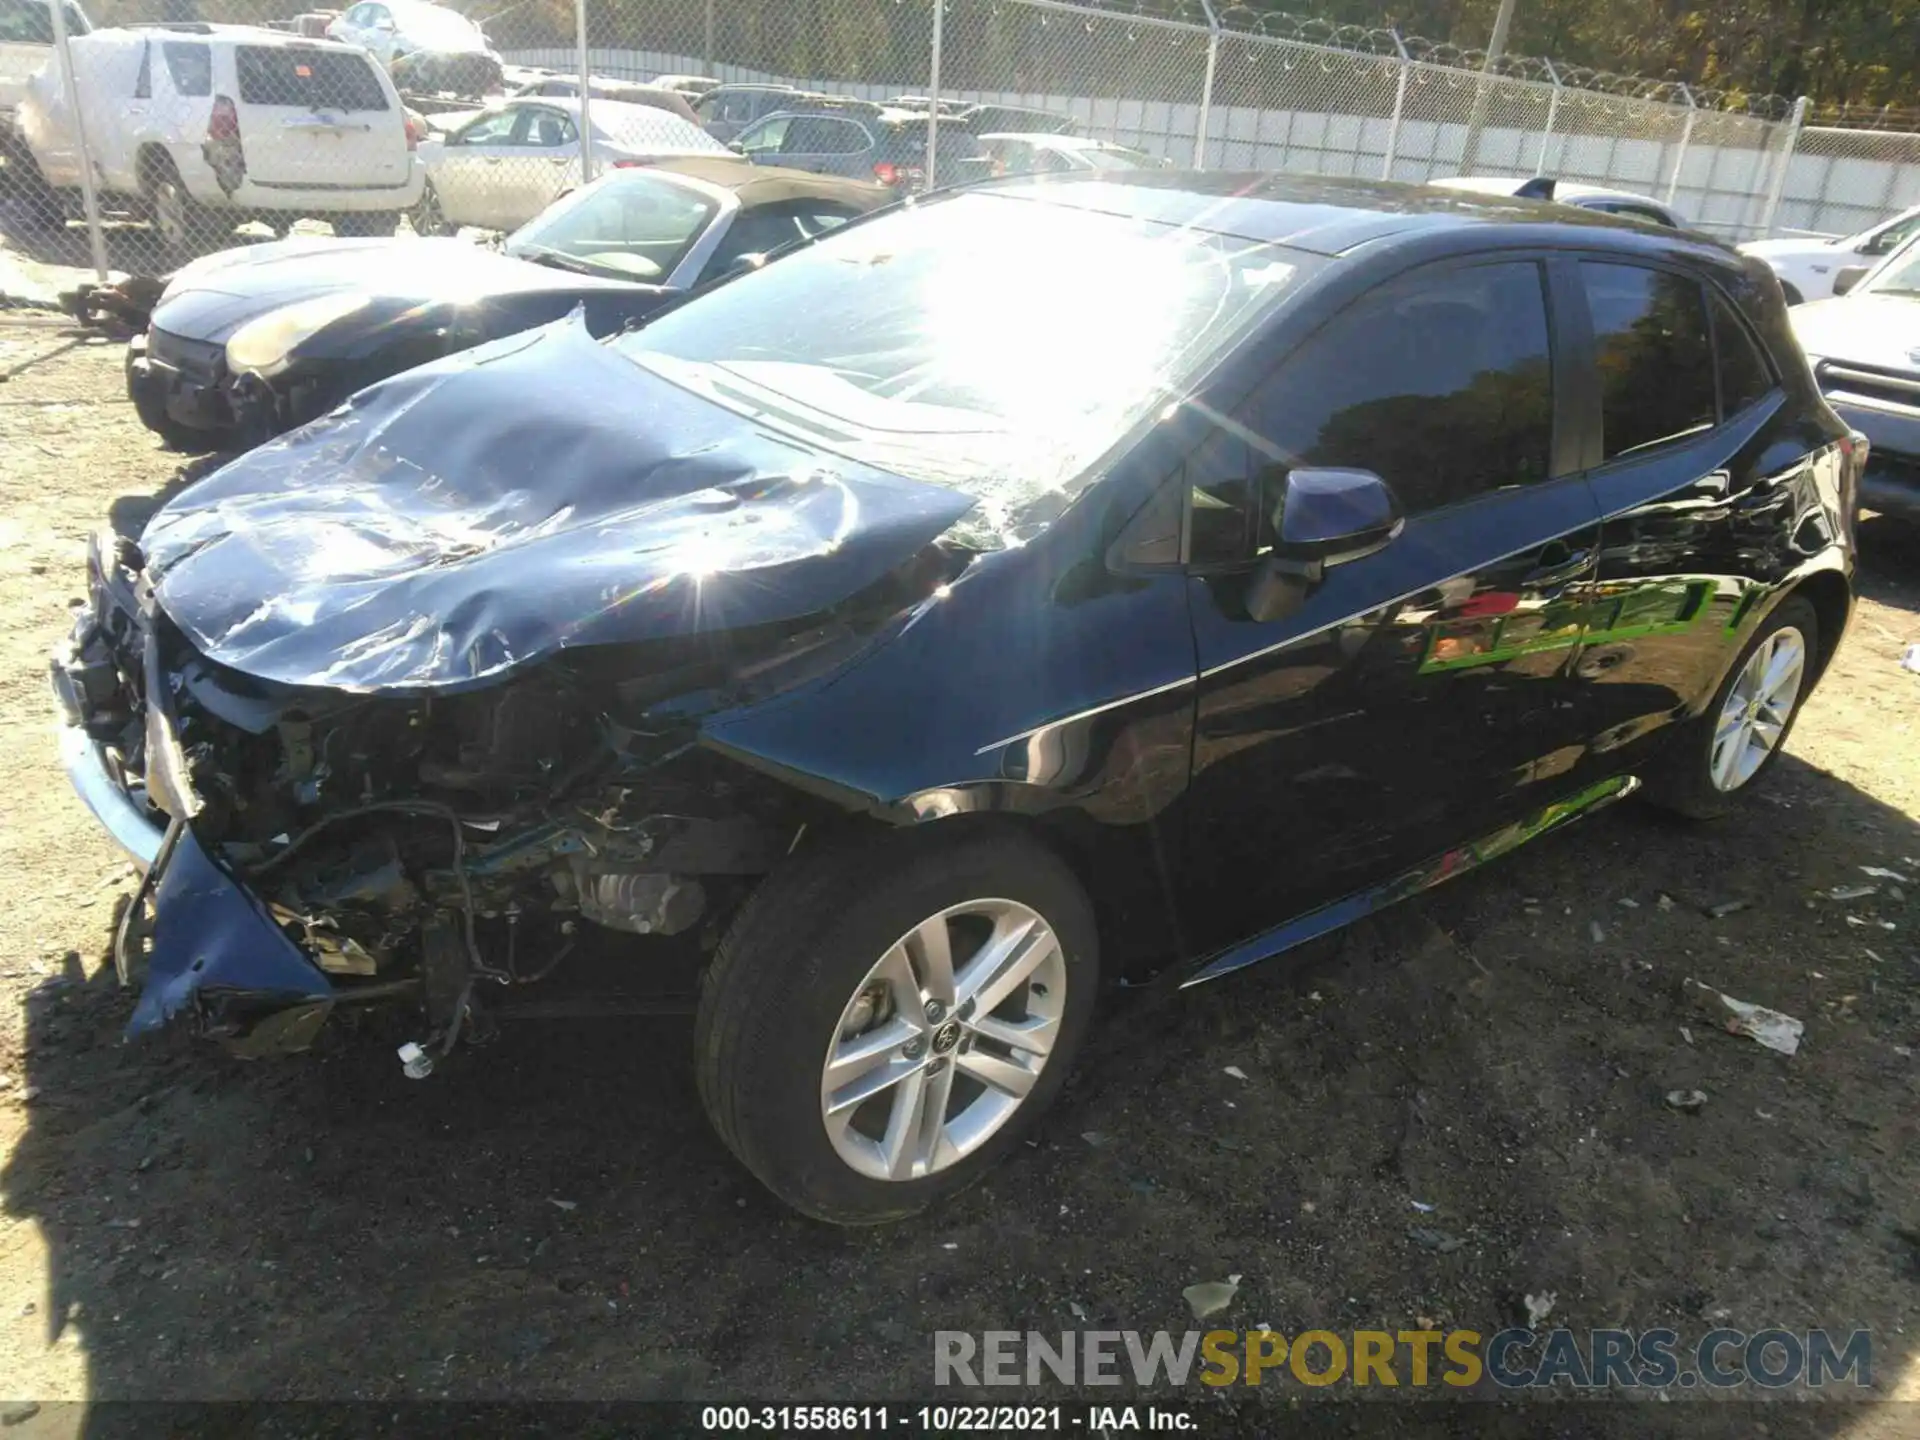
[1855,516,1920,619]
[4,741,1918,1433]
[0,215,278,280]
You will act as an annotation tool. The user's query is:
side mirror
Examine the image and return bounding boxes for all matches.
[1246,467,1402,624]
[726,140,745,154]
[1832,265,1869,297]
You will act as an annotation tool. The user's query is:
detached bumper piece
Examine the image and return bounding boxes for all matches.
[130,824,337,1056]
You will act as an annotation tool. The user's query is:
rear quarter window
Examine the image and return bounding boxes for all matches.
[1581,262,1716,461]
[236,46,390,110]
[163,41,210,98]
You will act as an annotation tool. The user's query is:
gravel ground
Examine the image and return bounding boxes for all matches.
[2,315,1920,1436]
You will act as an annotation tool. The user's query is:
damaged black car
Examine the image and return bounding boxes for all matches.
[56,173,1858,1223]
[125,156,887,452]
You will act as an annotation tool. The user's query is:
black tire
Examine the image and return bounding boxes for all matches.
[146,158,217,264]
[1642,596,1819,820]
[0,147,65,231]
[696,823,1099,1224]
[408,183,446,237]
[335,211,399,238]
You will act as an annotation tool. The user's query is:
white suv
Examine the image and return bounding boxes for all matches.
[19,23,422,256]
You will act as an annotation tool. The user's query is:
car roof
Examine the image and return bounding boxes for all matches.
[640,155,892,208]
[90,23,367,51]
[977,171,1723,259]
[1431,174,1669,210]
[978,133,1112,150]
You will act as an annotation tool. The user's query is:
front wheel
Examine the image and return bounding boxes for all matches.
[1643,596,1818,819]
[696,825,1099,1224]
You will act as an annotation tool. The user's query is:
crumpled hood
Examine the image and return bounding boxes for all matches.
[154,236,639,342]
[140,313,979,694]
[1791,292,1920,369]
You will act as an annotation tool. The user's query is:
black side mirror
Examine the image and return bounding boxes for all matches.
[726,140,746,154]
[1832,265,1869,297]
[1246,467,1402,623]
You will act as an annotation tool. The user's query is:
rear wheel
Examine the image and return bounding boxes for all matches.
[335,211,398,238]
[147,160,217,263]
[1643,597,1817,819]
[696,825,1099,1224]
[408,183,446,237]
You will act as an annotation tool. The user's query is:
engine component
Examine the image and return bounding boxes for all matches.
[565,863,706,936]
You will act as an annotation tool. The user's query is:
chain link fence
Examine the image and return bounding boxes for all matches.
[4,0,1920,277]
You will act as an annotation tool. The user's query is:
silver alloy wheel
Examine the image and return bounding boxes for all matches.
[1709,625,1807,793]
[410,184,444,237]
[820,898,1066,1182]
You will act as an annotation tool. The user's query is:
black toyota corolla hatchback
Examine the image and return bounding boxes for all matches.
[54,172,1859,1223]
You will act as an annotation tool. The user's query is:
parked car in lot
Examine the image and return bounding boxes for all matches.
[1430,174,1687,228]
[126,156,886,448]
[388,44,500,100]
[692,81,798,142]
[0,0,87,221]
[1742,204,1920,304]
[19,24,422,257]
[56,172,1857,1224]
[413,95,727,232]
[650,72,717,99]
[1791,231,1920,519]
[975,131,1166,177]
[509,72,699,124]
[327,0,491,69]
[1,0,87,119]
[734,100,981,193]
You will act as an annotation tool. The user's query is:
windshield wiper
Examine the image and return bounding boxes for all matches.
[512,245,612,278]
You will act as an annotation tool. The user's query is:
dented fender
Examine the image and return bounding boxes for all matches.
[131,827,334,1043]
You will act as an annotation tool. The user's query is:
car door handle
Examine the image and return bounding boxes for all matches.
[1522,547,1591,589]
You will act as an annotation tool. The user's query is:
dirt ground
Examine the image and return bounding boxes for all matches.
[3,311,1920,1435]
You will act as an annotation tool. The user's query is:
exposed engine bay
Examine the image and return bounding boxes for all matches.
[57,526,963,1063]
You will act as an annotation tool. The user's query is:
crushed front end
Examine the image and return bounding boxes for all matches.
[49,528,892,1061]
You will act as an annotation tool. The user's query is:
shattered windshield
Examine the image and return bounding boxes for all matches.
[613,192,1311,544]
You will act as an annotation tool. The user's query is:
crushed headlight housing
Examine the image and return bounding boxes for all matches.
[226,292,373,378]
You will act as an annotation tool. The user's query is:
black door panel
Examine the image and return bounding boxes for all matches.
[1183,477,1602,950]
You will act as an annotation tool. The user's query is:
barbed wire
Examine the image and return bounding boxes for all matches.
[1048,0,1798,115]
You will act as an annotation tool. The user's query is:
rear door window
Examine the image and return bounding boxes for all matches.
[523,107,575,147]
[1580,262,1715,461]
[236,46,390,111]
